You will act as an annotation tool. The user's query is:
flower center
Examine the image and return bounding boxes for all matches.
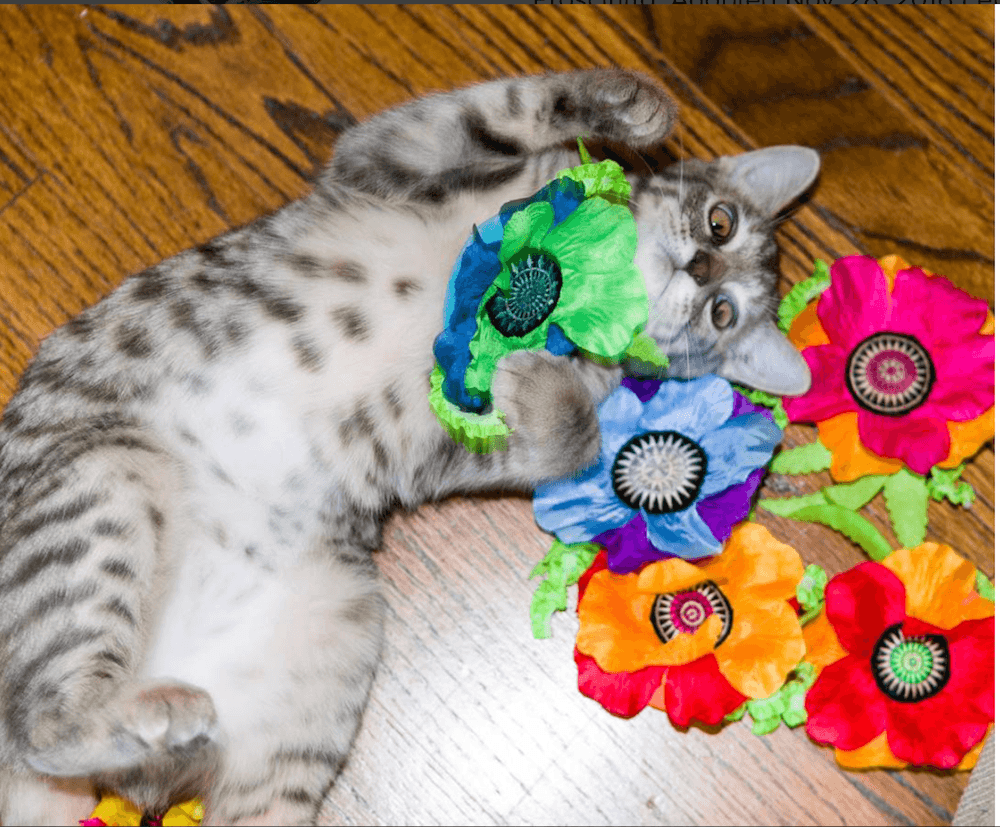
[846,332,935,416]
[871,623,950,703]
[485,250,562,338]
[611,431,708,514]
[650,581,732,646]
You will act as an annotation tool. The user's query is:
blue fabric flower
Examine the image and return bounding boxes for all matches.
[433,177,588,412]
[533,376,783,561]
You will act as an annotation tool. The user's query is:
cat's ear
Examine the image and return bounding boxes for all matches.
[717,321,812,396]
[717,146,820,217]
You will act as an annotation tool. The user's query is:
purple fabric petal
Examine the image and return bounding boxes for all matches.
[696,468,766,542]
[732,391,774,421]
[621,376,662,403]
[595,513,679,574]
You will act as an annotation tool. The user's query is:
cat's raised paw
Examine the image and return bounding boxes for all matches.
[560,69,677,148]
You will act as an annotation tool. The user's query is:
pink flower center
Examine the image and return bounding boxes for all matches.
[846,332,935,416]
[671,591,713,633]
[650,581,733,646]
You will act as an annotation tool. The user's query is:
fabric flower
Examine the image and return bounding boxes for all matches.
[804,543,994,769]
[433,170,647,413]
[534,376,782,571]
[784,255,994,479]
[573,523,806,725]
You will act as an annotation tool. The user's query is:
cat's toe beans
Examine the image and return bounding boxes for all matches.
[584,70,676,144]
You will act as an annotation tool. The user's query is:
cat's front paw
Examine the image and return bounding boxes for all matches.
[554,69,676,148]
[492,350,601,481]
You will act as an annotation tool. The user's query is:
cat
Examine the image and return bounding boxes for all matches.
[0,69,818,825]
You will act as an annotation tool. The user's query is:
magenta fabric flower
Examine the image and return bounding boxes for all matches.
[783,256,994,474]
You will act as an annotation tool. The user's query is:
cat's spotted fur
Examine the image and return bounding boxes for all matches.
[0,70,818,825]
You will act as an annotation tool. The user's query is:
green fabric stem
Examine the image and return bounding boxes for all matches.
[725,662,817,734]
[883,468,930,548]
[777,259,831,333]
[928,464,976,508]
[529,539,601,639]
[769,441,833,475]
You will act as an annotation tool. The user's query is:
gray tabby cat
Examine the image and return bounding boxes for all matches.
[0,69,817,825]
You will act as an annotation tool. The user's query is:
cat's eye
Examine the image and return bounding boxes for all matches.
[708,203,737,244]
[711,295,737,330]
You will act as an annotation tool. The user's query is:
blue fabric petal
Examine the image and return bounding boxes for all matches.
[638,375,734,441]
[499,176,586,230]
[699,412,783,496]
[533,460,634,544]
[595,385,645,468]
[545,323,576,356]
[644,506,723,560]
[434,219,504,411]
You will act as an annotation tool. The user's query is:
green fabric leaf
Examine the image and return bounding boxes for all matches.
[725,703,747,723]
[733,384,789,430]
[620,332,671,377]
[777,259,831,333]
[928,464,976,507]
[792,505,894,561]
[770,442,833,475]
[427,364,510,453]
[976,570,994,603]
[555,158,632,206]
[883,468,929,548]
[796,564,828,625]
[576,137,592,165]
[822,475,889,510]
[529,539,601,639]
[740,662,817,735]
[759,497,893,560]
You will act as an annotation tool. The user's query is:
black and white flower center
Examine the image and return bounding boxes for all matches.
[846,332,935,417]
[650,581,733,646]
[611,431,707,514]
[486,250,562,338]
[871,623,950,703]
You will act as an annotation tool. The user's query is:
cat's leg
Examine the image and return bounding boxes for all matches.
[194,552,384,826]
[0,440,218,813]
[0,767,96,826]
[323,68,676,203]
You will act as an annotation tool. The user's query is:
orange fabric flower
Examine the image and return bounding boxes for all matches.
[577,523,805,699]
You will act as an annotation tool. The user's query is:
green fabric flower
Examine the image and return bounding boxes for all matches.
[464,196,647,401]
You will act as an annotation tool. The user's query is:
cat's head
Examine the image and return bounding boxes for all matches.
[630,145,820,396]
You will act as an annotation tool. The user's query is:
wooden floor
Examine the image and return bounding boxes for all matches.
[0,5,993,826]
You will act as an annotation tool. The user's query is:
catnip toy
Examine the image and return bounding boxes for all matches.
[429,140,666,453]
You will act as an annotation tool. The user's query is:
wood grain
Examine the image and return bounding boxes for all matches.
[0,6,992,826]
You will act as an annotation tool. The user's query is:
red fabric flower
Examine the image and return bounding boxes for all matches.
[805,554,994,769]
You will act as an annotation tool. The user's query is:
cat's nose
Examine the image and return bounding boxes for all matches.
[685,250,723,285]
